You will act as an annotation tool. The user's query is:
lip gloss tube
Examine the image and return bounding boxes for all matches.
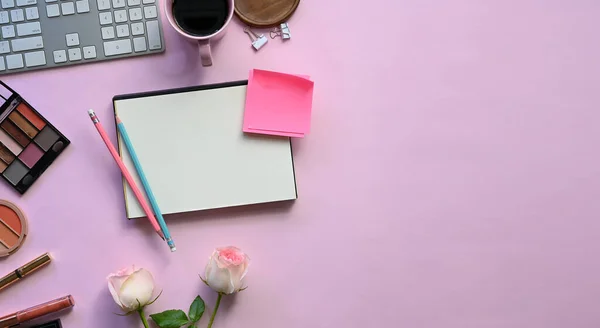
[0,295,74,327]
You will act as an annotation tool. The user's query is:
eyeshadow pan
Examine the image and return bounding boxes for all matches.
[0,144,14,164]
[0,160,6,173]
[0,204,22,234]
[0,221,19,247]
[34,126,59,151]
[0,87,11,101]
[3,160,28,185]
[1,120,29,147]
[16,103,45,130]
[9,110,38,138]
[0,129,21,155]
[19,143,43,168]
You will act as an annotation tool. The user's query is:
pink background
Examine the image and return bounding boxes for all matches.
[1,0,600,327]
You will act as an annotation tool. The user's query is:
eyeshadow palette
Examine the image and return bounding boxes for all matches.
[29,319,63,328]
[0,200,28,257]
[0,81,69,194]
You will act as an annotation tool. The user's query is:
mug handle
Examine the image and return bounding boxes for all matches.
[198,40,212,66]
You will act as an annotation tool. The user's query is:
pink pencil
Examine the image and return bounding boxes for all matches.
[87,109,165,240]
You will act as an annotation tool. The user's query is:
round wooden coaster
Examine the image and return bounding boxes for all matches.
[234,0,300,28]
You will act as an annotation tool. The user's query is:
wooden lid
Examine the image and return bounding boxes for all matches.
[235,0,300,28]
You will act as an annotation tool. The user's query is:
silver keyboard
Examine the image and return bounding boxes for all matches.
[0,0,164,74]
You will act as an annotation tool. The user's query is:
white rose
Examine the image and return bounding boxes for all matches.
[204,246,250,294]
[107,265,156,312]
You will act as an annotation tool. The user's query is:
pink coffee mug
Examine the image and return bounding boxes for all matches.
[164,0,235,66]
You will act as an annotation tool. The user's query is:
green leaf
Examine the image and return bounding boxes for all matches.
[150,309,189,328]
[188,296,205,323]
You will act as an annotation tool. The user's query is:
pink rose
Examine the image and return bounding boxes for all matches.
[204,246,250,294]
[108,265,156,312]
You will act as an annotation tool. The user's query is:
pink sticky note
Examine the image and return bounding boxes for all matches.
[243,69,314,138]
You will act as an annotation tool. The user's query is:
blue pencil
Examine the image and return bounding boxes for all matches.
[116,116,176,252]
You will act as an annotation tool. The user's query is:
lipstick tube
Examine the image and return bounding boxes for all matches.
[0,253,52,292]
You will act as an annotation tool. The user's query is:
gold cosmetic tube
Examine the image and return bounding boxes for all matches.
[0,253,51,292]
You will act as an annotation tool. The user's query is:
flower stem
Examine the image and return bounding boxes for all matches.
[207,293,223,328]
[138,308,149,328]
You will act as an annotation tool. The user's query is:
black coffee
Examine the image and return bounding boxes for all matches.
[172,0,229,36]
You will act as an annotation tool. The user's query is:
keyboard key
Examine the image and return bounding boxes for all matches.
[1,25,14,38]
[16,0,35,5]
[5,54,22,69]
[116,24,128,37]
[75,0,88,12]
[53,49,66,62]
[99,11,111,24]
[83,45,95,58]
[60,2,74,14]
[45,3,58,16]
[133,36,145,52]
[143,5,155,18]
[66,33,79,46]
[0,57,5,70]
[68,47,81,60]
[128,7,140,21]
[45,0,56,2]
[0,11,8,23]
[103,38,131,56]
[24,50,45,66]
[25,7,38,19]
[127,0,138,4]
[10,9,23,21]
[96,0,108,9]
[11,35,42,51]
[130,21,143,35]
[142,0,153,3]
[111,0,123,8]
[0,41,9,53]
[100,26,113,39]
[114,9,126,22]
[146,20,160,50]
[1,0,14,9]
[16,21,40,36]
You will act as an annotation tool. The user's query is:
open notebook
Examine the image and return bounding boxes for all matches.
[113,81,298,219]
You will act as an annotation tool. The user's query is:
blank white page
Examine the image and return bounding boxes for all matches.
[114,84,297,219]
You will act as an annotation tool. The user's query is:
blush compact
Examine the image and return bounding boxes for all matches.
[0,199,27,257]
